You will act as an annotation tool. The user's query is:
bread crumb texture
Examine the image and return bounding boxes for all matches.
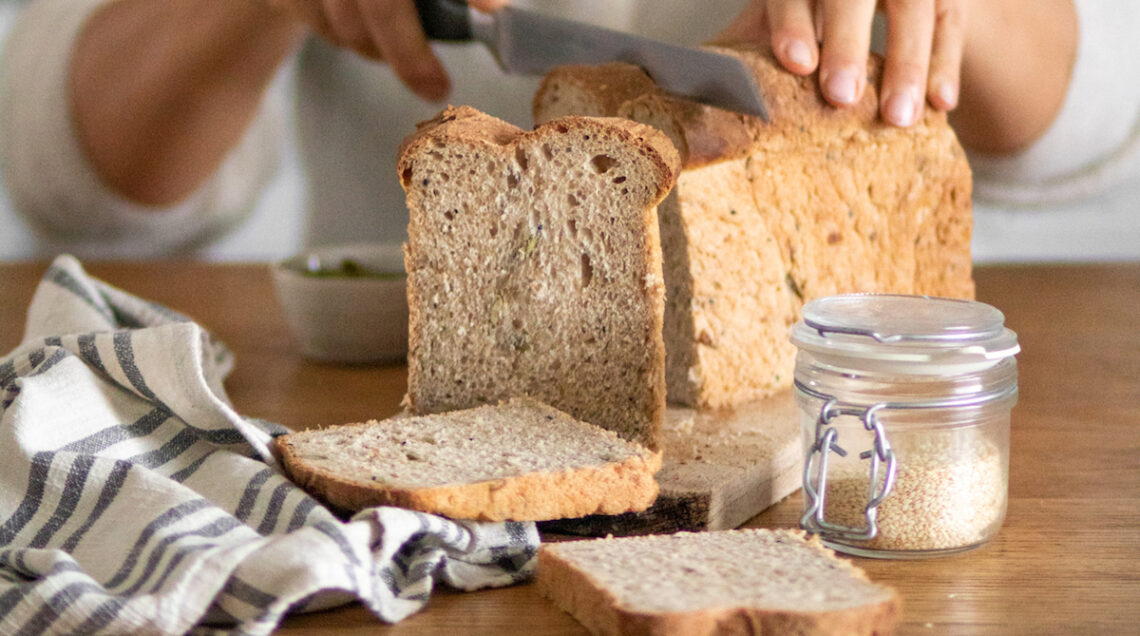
[275,398,662,521]
[535,46,974,411]
[537,528,900,635]
[398,106,680,448]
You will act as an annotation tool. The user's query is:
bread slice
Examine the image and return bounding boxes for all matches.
[534,46,974,410]
[274,398,662,521]
[536,528,901,636]
[398,106,680,448]
[541,391,803,536]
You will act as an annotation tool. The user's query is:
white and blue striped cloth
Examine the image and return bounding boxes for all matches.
[0,255,539,635]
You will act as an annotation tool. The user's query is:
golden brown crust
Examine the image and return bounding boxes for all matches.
[535,46,947,170]
[536,547,625,636]
[605,603,901,636]
[536,532,902,636]
[275,431,663,522]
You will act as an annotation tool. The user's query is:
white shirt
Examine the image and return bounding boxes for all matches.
[1,0,1137,262]
[968,0,1140,262]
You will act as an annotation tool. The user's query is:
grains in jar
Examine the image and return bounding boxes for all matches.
[821,437,1005,552]
[790,294,1019,559]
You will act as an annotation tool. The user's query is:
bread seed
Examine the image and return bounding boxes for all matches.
[823,438,1005,551]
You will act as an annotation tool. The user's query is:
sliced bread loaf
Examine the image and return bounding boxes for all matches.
[274,398,662,521]
[534,46,974,410]
[536,528,901,636]
[397,106,680,448]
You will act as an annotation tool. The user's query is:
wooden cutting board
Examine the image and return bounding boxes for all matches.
[541,390,803,536]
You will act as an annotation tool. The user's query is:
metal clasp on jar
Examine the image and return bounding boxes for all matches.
[799,382,898,542]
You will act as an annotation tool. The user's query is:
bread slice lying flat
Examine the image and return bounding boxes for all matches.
[537,529,900,635]
[274,398,662,521]
[398,105,679,450]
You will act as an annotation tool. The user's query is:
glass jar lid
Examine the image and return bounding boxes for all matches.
[789,294,1020,374]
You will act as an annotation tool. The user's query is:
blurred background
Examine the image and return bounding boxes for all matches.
[0,0,1136,263]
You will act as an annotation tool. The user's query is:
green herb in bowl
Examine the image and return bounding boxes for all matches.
[301,257,404,280]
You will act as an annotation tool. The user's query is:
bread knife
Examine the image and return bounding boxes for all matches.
[414,0,769,120]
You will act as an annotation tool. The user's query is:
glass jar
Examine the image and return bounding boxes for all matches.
[789,294,1019,559]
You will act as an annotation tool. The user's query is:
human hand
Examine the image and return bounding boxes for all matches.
[266,0,509,101]
[716,0,966,127]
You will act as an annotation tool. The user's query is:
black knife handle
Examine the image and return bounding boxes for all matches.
[414,0,472,41]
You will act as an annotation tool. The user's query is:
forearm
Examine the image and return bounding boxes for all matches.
[70,0,305,206]
[950,0,1078,155]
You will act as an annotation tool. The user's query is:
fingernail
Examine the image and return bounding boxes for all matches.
[936,81,958,109]
[823,68,858,104]
[883,91,917,126]
[784,39,813,69]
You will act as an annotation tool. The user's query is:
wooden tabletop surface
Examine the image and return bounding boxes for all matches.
[1,260,1137,634]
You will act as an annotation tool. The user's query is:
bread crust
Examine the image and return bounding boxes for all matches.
[535,530,901,636]
[536,45,896,171]
[398,106,680,447]
[276,432,662,521]
[534,46,974,410]
[274,399,665,522]
[398,105,679,203]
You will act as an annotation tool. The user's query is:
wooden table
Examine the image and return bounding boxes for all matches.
[1,261,1137,634]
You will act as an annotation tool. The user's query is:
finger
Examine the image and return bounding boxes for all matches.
[926,0,966,110]
[321,0,379,58]
[767,0,818,74]
[710,0,769,45]
[469,0,509,10]
[270,0,337,42]
[358,0,449,101]
[817,0,877,107]
[879,0,936,126]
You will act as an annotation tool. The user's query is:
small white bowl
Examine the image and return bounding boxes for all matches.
[271,243,408,364]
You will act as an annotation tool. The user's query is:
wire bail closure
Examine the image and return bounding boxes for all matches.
[799,382,898,541]
[791,294,1020,557]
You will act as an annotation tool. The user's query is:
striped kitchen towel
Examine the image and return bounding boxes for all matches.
[0,255,539,635]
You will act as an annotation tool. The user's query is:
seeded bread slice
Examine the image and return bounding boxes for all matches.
[534,46,974,410]
[536,528,901,636]
[274,398,662,521]
[397,106,680,449]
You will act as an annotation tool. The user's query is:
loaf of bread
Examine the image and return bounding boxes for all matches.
[534,45,974,409]
[536,528,901,636]
[398,106,680,448]
[274,398,661,521]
